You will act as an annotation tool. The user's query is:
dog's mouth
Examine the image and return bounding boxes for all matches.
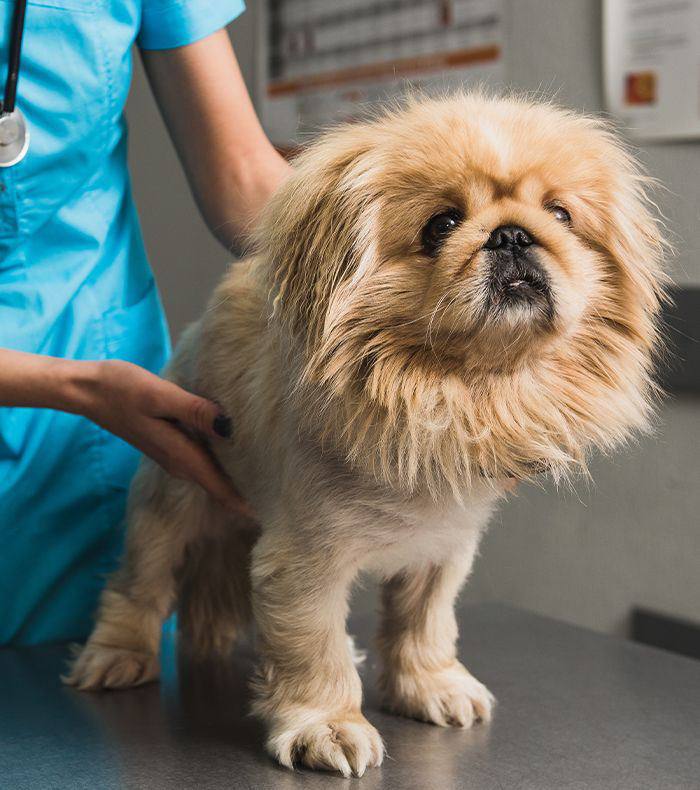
[499,270,551,303]
[486,254,554,320]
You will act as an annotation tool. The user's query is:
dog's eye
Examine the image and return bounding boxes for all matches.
[422,210,462,255]
[546,204,572,225]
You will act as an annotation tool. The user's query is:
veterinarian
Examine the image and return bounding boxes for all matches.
[0,1,289,645]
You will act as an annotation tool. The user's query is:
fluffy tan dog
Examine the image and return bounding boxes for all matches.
[65,93,666,777]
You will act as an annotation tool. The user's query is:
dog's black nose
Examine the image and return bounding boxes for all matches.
[484,225,534,250]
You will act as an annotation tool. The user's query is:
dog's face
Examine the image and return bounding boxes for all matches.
[365,107,610,368]
[261,95,666,494]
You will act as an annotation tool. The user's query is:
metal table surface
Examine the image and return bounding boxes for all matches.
[2,604,699,790]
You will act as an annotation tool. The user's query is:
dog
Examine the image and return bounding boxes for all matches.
[65,93,666,777]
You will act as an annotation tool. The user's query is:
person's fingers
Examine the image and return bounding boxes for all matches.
[148,421,254,517]
[147,376,232,440]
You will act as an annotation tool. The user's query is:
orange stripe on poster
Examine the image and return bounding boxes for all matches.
[267,45,501,97]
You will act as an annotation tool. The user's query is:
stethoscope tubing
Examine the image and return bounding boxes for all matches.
[3,0,28,114]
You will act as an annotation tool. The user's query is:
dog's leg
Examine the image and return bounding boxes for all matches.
[377,542,494,728]
[250,532,384,778]
[63,461,211,690]
[178,524,258,658]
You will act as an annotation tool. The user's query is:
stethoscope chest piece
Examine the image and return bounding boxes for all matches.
[1,0,29,167]
[0,108,29,167]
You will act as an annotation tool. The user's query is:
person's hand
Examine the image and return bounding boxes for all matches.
[0,350,251,513]
[72,359,253,516]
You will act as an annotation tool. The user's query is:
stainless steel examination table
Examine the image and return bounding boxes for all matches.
[2,604,699,789]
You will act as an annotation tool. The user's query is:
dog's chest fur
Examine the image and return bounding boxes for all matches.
[177,261,503,579]
[353,485,498,578]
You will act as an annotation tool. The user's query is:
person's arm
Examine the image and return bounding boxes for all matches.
[140,29,291,253]
[0,349,252,515]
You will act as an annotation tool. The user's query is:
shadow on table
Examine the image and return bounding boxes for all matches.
[0,633,492,788]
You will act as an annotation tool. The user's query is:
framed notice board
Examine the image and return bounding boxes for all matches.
[259,0,505,147]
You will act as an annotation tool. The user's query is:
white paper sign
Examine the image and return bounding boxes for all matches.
[604,0,700,140]
[259,0,505,147]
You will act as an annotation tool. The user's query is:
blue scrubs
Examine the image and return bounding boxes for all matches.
[0,0,245,645]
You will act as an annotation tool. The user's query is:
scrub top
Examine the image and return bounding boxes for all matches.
[0,0,245,645]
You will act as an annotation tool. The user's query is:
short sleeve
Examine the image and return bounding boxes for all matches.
[138,0,246,51]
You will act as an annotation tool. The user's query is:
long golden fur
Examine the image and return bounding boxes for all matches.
[65,93,666,777]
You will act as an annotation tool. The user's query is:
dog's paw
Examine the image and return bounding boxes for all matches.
[268,710,384,777]
[61,642,159,691]
[382,661,494,728]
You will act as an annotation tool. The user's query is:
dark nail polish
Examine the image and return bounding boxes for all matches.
[213,414,232,438]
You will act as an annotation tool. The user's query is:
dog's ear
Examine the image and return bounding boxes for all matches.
[597,137,669,352]
[258,131,376,345]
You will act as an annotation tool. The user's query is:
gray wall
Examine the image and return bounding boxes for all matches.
[126,0,699,636]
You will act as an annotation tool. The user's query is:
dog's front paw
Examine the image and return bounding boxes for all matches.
[268,710,384,777]
[61,642,159,691]
[382,661,494,728]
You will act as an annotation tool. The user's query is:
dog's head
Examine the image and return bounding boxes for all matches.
[258,94,667,497]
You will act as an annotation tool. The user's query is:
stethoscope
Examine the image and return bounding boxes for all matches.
[0,0,29,167]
